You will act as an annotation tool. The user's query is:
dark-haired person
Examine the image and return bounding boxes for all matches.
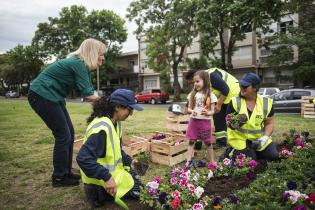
[28,38,106,187]
[185,67,240,147]
[76,89,143,209]
[226,73,278,161]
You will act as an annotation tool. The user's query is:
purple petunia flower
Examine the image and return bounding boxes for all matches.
[158,192,167,204]
[246,170,256,180]
[228,195,239,204]
[287,181,298,190]
[212,196,222,206]
[148,188,157,196]
[293,205,307,210]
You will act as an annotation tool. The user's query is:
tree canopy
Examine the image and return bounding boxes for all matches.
[127,0,198,101]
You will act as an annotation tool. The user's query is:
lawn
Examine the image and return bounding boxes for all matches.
[0,99,315,210]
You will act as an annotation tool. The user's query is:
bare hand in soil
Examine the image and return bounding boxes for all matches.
[104,177,117,196]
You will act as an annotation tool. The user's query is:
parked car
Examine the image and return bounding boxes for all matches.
[135,89,169,104]
[258,87,280,97]
[270,88,315,113]
[5,90,19,98]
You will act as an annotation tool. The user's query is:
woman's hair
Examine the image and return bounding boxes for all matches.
[87,96,122,124]
[67,38,106,70]
[188,70,211,109]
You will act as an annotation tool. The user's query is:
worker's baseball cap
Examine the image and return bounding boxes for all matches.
[110,89,143,111]
[239,73,261,87]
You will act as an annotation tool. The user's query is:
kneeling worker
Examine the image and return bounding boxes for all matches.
[77,89,144,209]
[226,73,278,161]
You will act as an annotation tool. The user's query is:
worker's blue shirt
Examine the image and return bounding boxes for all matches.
[210,71,230,96]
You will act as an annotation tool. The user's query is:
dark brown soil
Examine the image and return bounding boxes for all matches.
[134,160,149,176]
[204,160,267,198]
[98,199,153,210]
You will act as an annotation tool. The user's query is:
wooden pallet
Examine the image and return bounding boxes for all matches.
[166,111,189,133]
[301,96,315,118]
[150,132,188,166]
[122,136,149,157]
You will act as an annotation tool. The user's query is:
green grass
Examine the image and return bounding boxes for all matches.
[0,99,315,209]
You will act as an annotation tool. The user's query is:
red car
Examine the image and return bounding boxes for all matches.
[135,89,169,104]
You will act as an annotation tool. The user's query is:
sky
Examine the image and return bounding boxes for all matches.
[0,0,137,54]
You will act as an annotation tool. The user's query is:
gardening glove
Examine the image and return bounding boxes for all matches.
[252,136,269,150]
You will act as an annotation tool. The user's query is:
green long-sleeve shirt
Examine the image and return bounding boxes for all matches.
[30,57,94,105]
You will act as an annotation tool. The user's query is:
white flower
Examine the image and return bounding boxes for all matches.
[146,180,159,189]
[223,158,231,165]
[193,172,200,181]
[194,186,204,199]
[207,170,214,180]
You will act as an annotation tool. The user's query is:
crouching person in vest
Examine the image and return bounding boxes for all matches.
[226,73,279,161]
[76,89,144,209]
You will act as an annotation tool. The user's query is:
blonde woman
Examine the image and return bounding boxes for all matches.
[28,38,106,187]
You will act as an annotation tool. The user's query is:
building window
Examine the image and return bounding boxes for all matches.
[144,79,157,89]
[128,59,135,71]
[232,46,252,60]
[241,24,252,33]
[259,48,272,64]
[280,21,293,33]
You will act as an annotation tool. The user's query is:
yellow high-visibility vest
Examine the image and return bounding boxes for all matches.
[227,94,273,151]
[80,117,133,209]
[206,68,240,104]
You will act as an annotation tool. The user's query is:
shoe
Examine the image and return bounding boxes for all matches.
[68,172,81,180]
[52,175,80,187]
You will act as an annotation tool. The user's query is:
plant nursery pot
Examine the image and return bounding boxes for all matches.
[133,160,149,176]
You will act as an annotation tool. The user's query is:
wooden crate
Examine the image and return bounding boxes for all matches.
[122,136,149,157]
[166,111,189,133]
[301,96,315,118]
[150,133,188,166]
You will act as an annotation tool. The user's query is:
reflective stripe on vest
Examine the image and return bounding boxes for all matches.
[227,95,273,151]
[206,68,240,104]
[235,96,269,134]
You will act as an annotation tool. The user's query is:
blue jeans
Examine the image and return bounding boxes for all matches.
[28,90,74,177]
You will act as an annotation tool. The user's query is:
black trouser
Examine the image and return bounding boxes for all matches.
[84,170,141,208]
[226,141,279,161]
[213,103,228,146]
[28,90,74,177]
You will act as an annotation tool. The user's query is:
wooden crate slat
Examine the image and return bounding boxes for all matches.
[151,150,187,166]
[304,114,315,119]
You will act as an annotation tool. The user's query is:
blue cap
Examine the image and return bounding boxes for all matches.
[239,73,261,86]
[110,89,144,111]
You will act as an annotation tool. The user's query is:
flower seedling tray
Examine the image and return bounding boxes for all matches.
[150,132,188,166]
[166,111,189,132]
[122,136,149,157]
[301,96,315,118]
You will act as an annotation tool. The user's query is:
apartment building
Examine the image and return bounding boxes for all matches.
[139,14,298,90]
[105,51,139,90]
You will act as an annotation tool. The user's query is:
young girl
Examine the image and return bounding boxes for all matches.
[186,70,217,164]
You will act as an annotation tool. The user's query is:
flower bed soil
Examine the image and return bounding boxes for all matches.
[204,160,267,198]
[97,199,153,210]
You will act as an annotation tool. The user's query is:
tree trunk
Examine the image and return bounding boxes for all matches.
[227,31,235,72]
[218,29,226,70]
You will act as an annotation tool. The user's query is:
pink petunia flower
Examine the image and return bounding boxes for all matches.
[171,190,181,198]
[187,184,196,193]
[170,177,177,185]
[223,158,231,165]
[154,177,161,184]
[179,178,188,187]
[248,159,257,168]
[193,202,204,210]
[238,160,245,167]
[238,153,246,160]
[207,162,218,170]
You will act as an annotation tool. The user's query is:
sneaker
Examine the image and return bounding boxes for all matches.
[68,172,81,180]
[52,175,80,187]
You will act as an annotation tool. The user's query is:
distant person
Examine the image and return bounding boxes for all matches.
[185,67,240,147]
[226,73,278,161]
[77,89,143,209]
[186,70,217,165]
[28,38,105,187]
